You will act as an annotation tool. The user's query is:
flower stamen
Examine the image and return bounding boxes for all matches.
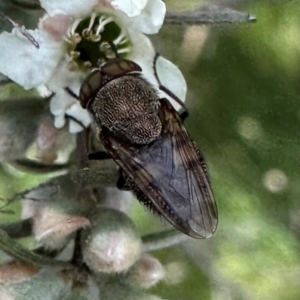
[70,19,82,36]
[66,32,81,45]
[87,12,97,32]
[99,42,110,52]
[70,51,80,59]
[90,34,101,42]
[84,61,92,68]
[113,32,128,46]
[117,47,131,54]
[96,16,114,35]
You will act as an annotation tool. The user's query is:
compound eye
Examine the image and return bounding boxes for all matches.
[101,59,142,77]
[79,69,103,108]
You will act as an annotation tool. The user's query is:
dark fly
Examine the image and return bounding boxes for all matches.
[79,58,218,238]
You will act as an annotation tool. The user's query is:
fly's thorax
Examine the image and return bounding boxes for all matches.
[120,113,162,144]
[91,75,162,144]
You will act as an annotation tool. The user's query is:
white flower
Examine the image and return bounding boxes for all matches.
[0,0,187,133]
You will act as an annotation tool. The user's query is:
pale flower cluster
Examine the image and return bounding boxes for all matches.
[0,0,187,133]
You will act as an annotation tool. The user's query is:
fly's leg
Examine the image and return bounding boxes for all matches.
[88,151,111,160]
[116,171,131,191]
[153,52,189,119]
[63,87,90,130]
[116,172,160,215]
[64,87,79,100]
[180,110,189,121]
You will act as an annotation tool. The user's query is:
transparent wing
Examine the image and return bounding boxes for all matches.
[101,98,218,238]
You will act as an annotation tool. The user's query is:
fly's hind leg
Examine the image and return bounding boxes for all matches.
[117,172,160,216]
[116,171,132,191]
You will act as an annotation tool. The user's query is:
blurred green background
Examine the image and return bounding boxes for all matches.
[1,0,300,299]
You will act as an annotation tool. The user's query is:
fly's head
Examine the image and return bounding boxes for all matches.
[79,59,162,145]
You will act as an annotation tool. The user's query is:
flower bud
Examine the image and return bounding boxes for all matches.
[21,174,93,249]
[96,275,164,300]
[102,188,133,214]
[0,261,39,284]
[81,208,142,273]
[0,98,46,161]
[32,205,90,250]
[62,276,99,300]
[0,261,72,299]
[164,261,187,285]
[0,97,75,165]
[32,117,75,164]
[139,296,165,300]
[128,254,165,289]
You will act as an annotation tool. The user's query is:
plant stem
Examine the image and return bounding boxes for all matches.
[0,229,72,268]
[142,229,189,252]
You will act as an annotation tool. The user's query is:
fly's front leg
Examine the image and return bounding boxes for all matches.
[153,52,189,120]
[180,110,189,121]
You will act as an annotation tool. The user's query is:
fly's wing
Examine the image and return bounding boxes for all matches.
[100,98,218,238]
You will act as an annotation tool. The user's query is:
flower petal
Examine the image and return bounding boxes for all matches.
[48,61,86,92]
[47,57,91,133]
[40,0,98,18]
[129,0,166,34]
[111,0,147,17]
[0,29,64,89]
[39,14,72,41]
[50,88,91,132]
[50,90,74,115]
[127,31,187,111]
[66,103,92,127]
[126,30,156,77]
[69,120,85,133]
[54,114,66,128]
